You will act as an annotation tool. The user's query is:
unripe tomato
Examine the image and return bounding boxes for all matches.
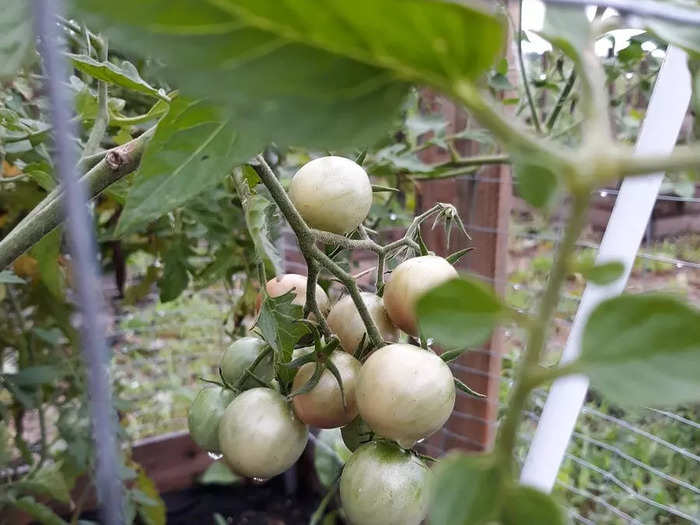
[288,156,372,234]
[356,343,455,448]
[265,274,330,316]
[292,351,361,428]
[340,441,431,525]
[187,385,235,453]
[220,336,273,389]
[326,293,398,354]
[341,416,375,452]
[219,388,308,479]
[383,255,458,335]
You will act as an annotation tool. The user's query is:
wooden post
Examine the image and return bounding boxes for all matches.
[416,138,512,453]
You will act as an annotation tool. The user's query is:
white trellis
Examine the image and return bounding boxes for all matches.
[520,45,692,492]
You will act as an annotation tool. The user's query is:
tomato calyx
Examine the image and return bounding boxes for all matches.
[286,332,346,409]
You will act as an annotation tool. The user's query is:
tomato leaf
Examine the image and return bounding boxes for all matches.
[417,277,506,349]
[5,365,62,387]
[68,54,166,100]
[430,453,504,525]
[198,461,240,485]
[73,0,504,151]
[578,294,700,406]
[454,377,485,399]
[0,422,9,468]
[29,228,64,298]
[236,166,283,278]
[583,260,625,285]
[14,462,72,504]
[646,20,700,57]
[0,0,33,81]
[8,496,68,525]
[539,4,590,60]
[115,97,263,236]
[255,291,308,385]
[325,357,346,409]
[514,162,558,209]
[288,361,324,399]
[158,238,190,303]
[134,466,167,525]
[501,484,566,525]
[445,247,475,265]
[313,428,350,489]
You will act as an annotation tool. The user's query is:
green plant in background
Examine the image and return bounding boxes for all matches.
[1,0,700,524]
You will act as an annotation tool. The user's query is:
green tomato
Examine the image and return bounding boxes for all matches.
[383,255,457,335]
[220,336,274,389]
[219,388,308,479]
[289,156,373,234]
[341,416,375,452]
[187,385,235,453]
[340,441,431,525]
[356,343,455,449]
[327,292,398,355]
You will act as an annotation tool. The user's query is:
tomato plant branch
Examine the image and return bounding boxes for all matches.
[252,155,384,347]
[80,37,109,160]
[546,69,577,132]
[304,260,332,338]
[609,145,700,178]
[496,190,590,473]
[0,127,154,270]
[452,82,571,168]
[578,41,612,148]
[517,0,543,133]
[6,286,48,472]
[56,15,104,53]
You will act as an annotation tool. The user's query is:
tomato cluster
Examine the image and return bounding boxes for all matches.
[188,157,460,524]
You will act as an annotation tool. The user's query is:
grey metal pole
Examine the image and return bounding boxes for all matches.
[32,2,123,523]
[542,0,700,27]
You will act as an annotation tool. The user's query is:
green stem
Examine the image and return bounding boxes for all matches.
[611,144,700,178]
[0,127,154,270]
[375,252,385,292]
[546,69,577,131]
[496,190,590,472]
[6,287,47,471]
[56,16,104,54]
[517,0,542,133]
[579,46,612,148]
[252,155,384,348]
[80,37,109,160]
[304,259,332,338]
[235,346,274,390]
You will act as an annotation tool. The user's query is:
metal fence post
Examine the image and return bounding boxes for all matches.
[32,1,123,523]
